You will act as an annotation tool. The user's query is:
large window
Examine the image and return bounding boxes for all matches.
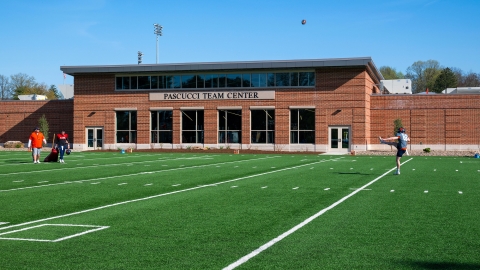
[218,110,242,143]
[116,111,137,143]
[115,71,315,90]
[251,110,274,143]
[151,110,173,143]
[182,110,204,143]
[290,109,315,144]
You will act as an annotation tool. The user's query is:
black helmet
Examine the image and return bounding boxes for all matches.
[66,149,71,155]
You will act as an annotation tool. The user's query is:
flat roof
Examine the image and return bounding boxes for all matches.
[60,57,384,81]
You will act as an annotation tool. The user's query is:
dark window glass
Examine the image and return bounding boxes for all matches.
[251,73,267,87]
[204,74,218,88]
[251,110,267,130]
[290,109,314,144]
[267,73,275,87]
[173,75,181,88]
[218,75,226,88]
[158,76,166,89]
[130,111,137,130]
[251,74,259,87]
[122,77,130,89]
[131,77,138,89]
[151,76,158,89]
[242,74,251,87]
[151,111,157,130]
[165,76,174,88]
[182,75,196,88]
[116,111,137,143]
[290,73,299,86]
[275,73,290,86]
[181,110,204,143]
[218,110,242,143]
[138,76,150,89]
[299,109,314,130]
[151,110,173,143]
[299,72,315,86]
[116,131,129,143]
[307,72,315,86]
[251,109,275,144]
[116,111,130,130]
[116,77,122,90]
[197,75,205,88]
[182,111,196,130]
[227,74,242,87]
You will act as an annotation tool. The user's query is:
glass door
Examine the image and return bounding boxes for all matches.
[329,127,350,151]
[86,127,104,150]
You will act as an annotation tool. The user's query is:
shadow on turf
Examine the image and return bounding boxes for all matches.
[3,160,31,164]
[399,260,480,269]
[336,172,372,175]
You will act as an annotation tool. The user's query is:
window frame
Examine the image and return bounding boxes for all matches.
[115,110,137,143]
[250,109,275,144]
[218,109,242,144]
[290,108,315,144]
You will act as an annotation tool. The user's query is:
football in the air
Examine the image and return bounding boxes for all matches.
[301,19,306,25]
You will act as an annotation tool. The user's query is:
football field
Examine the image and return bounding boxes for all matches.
[1,151,479,269]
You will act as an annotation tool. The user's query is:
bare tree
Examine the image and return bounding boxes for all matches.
[0,74,12,100]
[461,72,480,87]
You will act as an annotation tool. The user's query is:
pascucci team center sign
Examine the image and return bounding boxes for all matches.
[150,90,275,101]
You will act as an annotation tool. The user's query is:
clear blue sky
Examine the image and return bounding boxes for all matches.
[1,0,479,86]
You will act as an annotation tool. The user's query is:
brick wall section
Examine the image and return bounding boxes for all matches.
[72,67,374,146]
[4,69,479,149]
[370,95,480,145]
[0,100,74,143]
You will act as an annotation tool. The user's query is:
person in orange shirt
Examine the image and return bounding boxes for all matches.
[28,127,47,164]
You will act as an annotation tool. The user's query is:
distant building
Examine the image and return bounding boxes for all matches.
[445,87,480,94]
[380,79,412,94]
[58,84,74,99]
[18,94,47,100]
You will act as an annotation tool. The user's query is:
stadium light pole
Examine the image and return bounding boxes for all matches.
[153,23,163,64]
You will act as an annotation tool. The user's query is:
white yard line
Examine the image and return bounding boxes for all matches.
[0,156,215,176]
[0,156,280,192]
[223,158,413,270]
[0,157,343,231]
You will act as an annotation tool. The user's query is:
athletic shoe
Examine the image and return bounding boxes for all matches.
[394,170,400,175]
[37,161,41,163]
[34,161,37,164]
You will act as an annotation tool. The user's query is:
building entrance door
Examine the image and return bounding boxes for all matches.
[86,127,103,150]
[329,126,350,152]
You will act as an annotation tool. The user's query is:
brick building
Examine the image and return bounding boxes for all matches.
[1,57,479,153]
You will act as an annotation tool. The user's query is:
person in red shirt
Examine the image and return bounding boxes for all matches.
[28,127,47,164]
[55,130,70,163]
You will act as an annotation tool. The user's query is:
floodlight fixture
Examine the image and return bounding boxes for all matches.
[153,23,163,64]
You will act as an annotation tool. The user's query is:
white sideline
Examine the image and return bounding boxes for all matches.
[0,156,215,176]
[0,157,343,231]
[223,158,413,270]
[0,156,280,192]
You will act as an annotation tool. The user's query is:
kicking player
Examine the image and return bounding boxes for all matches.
[379,127,410,175]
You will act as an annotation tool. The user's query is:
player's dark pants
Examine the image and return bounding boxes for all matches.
[396,149,406,157]
[59,145,66,159]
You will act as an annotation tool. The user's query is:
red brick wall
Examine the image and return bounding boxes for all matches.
[4,68,479,150]
[72,67,373,146]
[0,100,74,143]
[371,95,480,146]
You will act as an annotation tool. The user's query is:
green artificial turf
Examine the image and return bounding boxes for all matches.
[0,152,479,269]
